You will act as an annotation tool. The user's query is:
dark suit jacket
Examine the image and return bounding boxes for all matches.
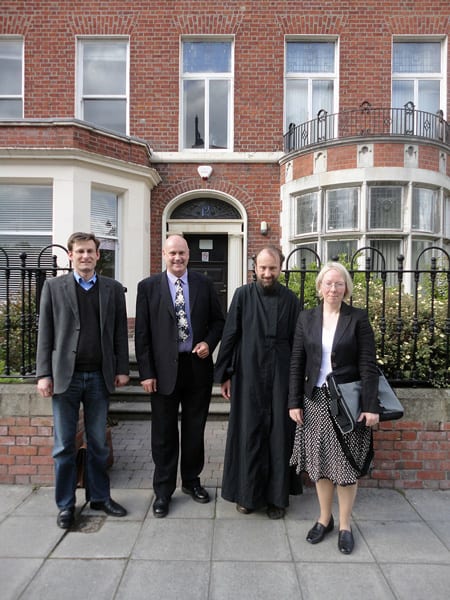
[134,270,225,396]
[36,274,129,394]
[288,302,379,412]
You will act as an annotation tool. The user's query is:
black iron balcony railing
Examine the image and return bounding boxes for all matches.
[284,101,450,153]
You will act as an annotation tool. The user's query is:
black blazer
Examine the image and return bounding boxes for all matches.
[134,270,225,396]
[288,302,379,413]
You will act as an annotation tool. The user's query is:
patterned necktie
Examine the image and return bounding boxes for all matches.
[174,278,190,342]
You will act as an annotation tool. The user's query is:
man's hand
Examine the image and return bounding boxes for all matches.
[221,379,231,400]
[141,378,157,393]
[37,377,53,398]
[115,374,129,387]
[192,341,210,359]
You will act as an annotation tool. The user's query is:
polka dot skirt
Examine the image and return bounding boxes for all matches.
[290,385,373,486]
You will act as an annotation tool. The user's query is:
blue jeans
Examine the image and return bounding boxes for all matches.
[52,371,110,509]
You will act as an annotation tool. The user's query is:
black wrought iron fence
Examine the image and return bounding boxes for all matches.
[284,102,450,153]
[0,245,71,378]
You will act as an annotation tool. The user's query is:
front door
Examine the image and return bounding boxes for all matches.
[184,234,228,315]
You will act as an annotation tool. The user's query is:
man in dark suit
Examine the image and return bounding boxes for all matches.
[135,234,224,517]
[36,232,129,529]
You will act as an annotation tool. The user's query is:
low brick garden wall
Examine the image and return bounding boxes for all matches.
[0,384,449,489]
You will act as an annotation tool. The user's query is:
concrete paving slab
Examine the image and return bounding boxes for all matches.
[212,519,292,561]
[51,521,142,559]
[358,520,450,563]
[423,520,450,550]
[19,558,126,600]
[210,562,299,600]
[0,558,43,600]
[286,519,374,562]
[0,485,33,520]
[381,563,450,600]
[116,560,210,600]
[353,487,420,521]
[132,518,213,560]
[404,489,450,521]
[296,562,396,600]
[0,516,63,558]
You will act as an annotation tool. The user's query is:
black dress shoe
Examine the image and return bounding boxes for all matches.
[90,498,127,517]
[338,529,354,554]
[153,497,169,518]
[306,515,334,544]
[181,484,210,504]
[266,504,285,519]
[236,504,253,514]
[57,507,75,529]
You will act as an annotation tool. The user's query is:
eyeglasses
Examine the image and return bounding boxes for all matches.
[322,281,346,290]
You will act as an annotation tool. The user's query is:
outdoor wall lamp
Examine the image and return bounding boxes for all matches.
[260,221,269,235]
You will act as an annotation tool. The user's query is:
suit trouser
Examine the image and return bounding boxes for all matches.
[150,354,212,499]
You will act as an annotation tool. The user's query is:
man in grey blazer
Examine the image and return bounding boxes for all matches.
[36,232,129,529]
[135,234,224,517]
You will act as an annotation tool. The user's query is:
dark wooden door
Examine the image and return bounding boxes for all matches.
[184,234,228,315]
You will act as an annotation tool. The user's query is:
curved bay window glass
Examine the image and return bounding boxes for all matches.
[171,198,240,220]
[296,191,318,234]
[369,186,402,230]
[90,189,119,278]
[412,187,440,233]
[327,239,358,262]
[326,187,358,231]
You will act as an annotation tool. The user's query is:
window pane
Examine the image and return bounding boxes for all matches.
[83,99,126,134]
[392,80,413,108]
[312,80,333,114]
[0,39,22,94]
[91,189,118,278]
[327,188,358,231]
[412,188,439,233]
[368,239,402,283]
[209,80,228,149]
[183,80,205,148]
[296,192,318,234]
[445,197,450,238]
[369,187,402,229]
[418,80,440,113]
[393,42,441,73]
[287,42,335,73]
[0,184,52,231]
[327,239,357,262]
[286,79,308,126]
[0,98,22,118]
[83,41,127,94]
[183,41,231,73]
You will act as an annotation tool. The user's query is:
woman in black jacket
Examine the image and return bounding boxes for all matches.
[289,262,379,554]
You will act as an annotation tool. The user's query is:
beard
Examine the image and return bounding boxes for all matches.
[256,277,278,294]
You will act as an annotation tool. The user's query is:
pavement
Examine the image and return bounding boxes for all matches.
[1,420,450,600]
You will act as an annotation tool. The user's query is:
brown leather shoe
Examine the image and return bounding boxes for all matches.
[236,504,253,514]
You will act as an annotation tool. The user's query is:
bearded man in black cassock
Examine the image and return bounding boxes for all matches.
[215,246,302,519]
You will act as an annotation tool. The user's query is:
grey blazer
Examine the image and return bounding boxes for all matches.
[288,302,379,413]
[36,273,129,394]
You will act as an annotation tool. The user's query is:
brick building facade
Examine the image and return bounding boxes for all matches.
[0,2,450,487]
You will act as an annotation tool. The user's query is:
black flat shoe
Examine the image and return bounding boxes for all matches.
[90,498,127,517]
[153,497,169,518]
[306,515,334,544]
[57,507,75,529]
[181,484,210,504]
[338,529,354,554]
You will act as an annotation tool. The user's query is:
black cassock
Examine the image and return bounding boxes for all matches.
[215,281,302,510]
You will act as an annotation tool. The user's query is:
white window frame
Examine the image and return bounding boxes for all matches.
[0,36,24,119]
[76,36,130,135]
[392,36,447,118]
[180,36,234,152]
[325,187,359,232]
[284,36,339,134]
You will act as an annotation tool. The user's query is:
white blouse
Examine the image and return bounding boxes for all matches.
[316,323,337,387]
